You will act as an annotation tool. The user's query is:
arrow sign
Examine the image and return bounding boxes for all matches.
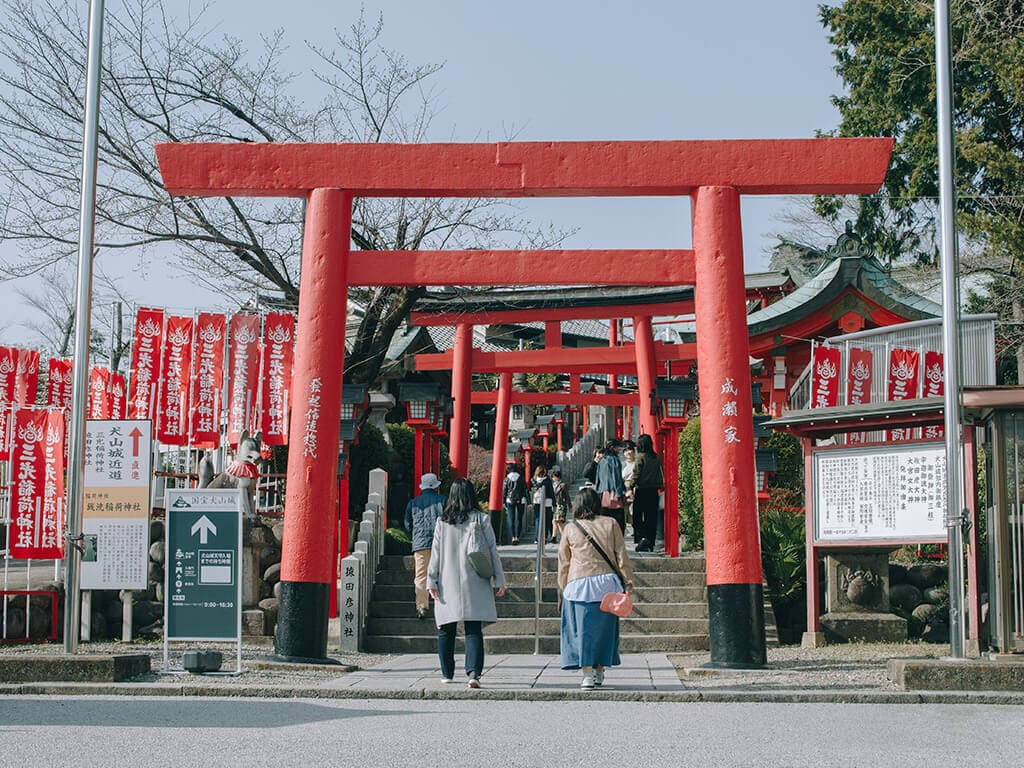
[130,426,144,456]
[191,515,217,544]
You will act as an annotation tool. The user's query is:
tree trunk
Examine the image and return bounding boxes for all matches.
[1013,290,1024,386]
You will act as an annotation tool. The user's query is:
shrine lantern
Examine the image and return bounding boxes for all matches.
[550,405,567,451]
[339,384,369,421]
[534,413,555,452]
[653,378,697,425]
[651,377,697,558]
[399,382,440,424]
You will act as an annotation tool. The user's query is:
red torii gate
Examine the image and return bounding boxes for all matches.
[156,137,892,668]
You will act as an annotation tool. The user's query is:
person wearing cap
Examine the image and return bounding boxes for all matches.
[405,472,447,619]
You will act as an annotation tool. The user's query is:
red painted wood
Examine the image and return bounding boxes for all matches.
[449,323,473,478]
[545,321,561,349]
[348,249,696,286]
[156,138,893,197]
[964,427,981,642]
[803,439,820,634]
[415,341,697,373]
[663,426,680,557]
[633,315,659,438]
[411,298,699,327]
[281,189,351,584]
[488,372,513,512]
[413,427,424,486]
[692,186,762,587]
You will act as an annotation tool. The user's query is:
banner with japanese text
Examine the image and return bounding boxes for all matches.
[260,312,295,445]
[88,366,111,419]
[157,315,194,445]
[15,348,39,405]
[190,313,226,448]
[922,351,945,440]
[110,372,127,420]
[846,347,873,444]
[0,346,19,460]
[47,358,73,410]
[887,347,920,441]
[128,308,164,420]
[810,345,841,409]
[226,313,260,446]
[8,408,65,559]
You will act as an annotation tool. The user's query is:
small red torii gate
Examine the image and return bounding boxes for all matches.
[156,137,892,668]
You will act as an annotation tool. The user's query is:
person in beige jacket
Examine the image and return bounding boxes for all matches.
[558,487,634,689]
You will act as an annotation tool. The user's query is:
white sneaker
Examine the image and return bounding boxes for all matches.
[440,677,454,684]
[594,669,605,687]
[580,674,595,690]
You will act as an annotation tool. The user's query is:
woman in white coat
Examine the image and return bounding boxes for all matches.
[427,478,506,688]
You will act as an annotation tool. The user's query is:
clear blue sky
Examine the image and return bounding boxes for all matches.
[1,0,846,340]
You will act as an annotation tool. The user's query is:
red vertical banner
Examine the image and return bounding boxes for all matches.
[190,313,227,448]
[157,315,194,445]
[846,347,873,444]
[15,349,40,405]
[88,367,111,419]
[887,348,920,441]
[922,351,945,440]
[0,346,19,460]
[9,408,65,559]
[227,313,261,446]
[47,358,72,409]
[128,308,164,420]
[110,372,127,420]
[260,312,295,446]
[810,345,841,409]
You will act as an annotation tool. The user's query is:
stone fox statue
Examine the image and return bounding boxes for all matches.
[198,431,262,519]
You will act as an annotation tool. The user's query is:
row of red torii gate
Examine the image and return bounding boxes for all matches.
[154,136,894,668]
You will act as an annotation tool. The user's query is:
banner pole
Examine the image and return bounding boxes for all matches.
[64,0,106,654]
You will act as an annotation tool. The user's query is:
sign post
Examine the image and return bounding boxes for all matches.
[163,488,243,673]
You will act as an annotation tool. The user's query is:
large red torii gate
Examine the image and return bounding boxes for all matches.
[156,137,892,668]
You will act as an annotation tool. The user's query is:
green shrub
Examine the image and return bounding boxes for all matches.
[677,418,704,550]
[759,506,807,644]
[384,527,412,556]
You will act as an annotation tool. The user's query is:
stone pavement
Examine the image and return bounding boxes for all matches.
[317,652,682,693]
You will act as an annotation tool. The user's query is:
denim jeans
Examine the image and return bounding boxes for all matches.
[437,621,484,679]
[507,501,524,540]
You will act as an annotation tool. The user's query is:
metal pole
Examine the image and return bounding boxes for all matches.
[64,0,105,654]
[936,0,966,658]
[534,486,546,654]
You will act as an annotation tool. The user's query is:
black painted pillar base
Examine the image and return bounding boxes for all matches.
[273,580,335,664]
[706,583,767,669]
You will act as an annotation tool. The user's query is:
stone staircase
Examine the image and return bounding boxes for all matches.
[363,547,710,654]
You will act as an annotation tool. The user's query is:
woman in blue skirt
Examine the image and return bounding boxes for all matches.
[558,487,634,689]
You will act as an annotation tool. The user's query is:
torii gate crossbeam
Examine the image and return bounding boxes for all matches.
[156,137,892,670]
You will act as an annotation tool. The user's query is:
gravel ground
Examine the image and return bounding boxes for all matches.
[668,641,951,690]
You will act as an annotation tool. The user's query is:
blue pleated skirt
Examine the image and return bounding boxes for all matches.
[560,598,621,670]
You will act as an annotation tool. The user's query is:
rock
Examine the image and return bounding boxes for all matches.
[90,611,108,640]
[259,546,281,571]
[133,600,163,628]
[922,615,951,644]
[241,609,266,636]
[259,580,274,600]
[263,562,281,585]
[907,563,946,590]
[248,524,275,547]
[148,561,163,583]
[889,583,923,612]
[5,593,26,611]
[889,563,908,585]
[272,522,285,546]
[150,519,165,545]
[273,581,281,599]
[4,606,25,637]
[923,586,949,605]
[28,606,51,638]
[153,581,164,603]
[149,541,165,565]
[104,600,125,624]
[912,603,940,624]
[258,597,279,628]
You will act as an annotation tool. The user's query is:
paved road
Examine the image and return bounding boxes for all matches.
[2,696,1021,767]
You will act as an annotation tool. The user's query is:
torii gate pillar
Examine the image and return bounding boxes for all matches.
[692,186,766,668]
[449,323,473,477]
[276,188,352,662]
[633,315,659,439]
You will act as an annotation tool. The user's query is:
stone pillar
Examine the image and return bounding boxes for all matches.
[449,323,473,477]
[276,188,351,662]
[692,185,766,668]
[339,554,361,652]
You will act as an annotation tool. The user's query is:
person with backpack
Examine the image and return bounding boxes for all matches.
[627,433,665,552]
[550,467,570,543]
[502,465,528,544]
[530,465,555,544]
[427,478,506,688]
[404,472,446,619]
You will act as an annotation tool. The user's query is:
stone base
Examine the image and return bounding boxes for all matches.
[801,631,827,649]
[0,654,150,683]
[241,609,267,636]
[821,611,907,643]
[888,656,1024,691]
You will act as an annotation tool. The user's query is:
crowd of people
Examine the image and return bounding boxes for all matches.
[404,436,663,690]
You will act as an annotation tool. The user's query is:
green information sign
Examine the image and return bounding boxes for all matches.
[164,489,243,642]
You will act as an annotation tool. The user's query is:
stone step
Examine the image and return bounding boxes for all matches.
[366,616,710,637]
[372,584,707,604]
[363,633,709,655]
[372,568,705,588]
[379,553,707,573]
[368,600,707,620]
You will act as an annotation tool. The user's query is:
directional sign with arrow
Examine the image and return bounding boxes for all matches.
[191,515,217,544]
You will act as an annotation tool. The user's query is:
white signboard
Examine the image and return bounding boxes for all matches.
[813,441,946,543]
[81,420,152,590]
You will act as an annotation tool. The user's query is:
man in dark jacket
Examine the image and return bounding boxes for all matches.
[404,472,446,619]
